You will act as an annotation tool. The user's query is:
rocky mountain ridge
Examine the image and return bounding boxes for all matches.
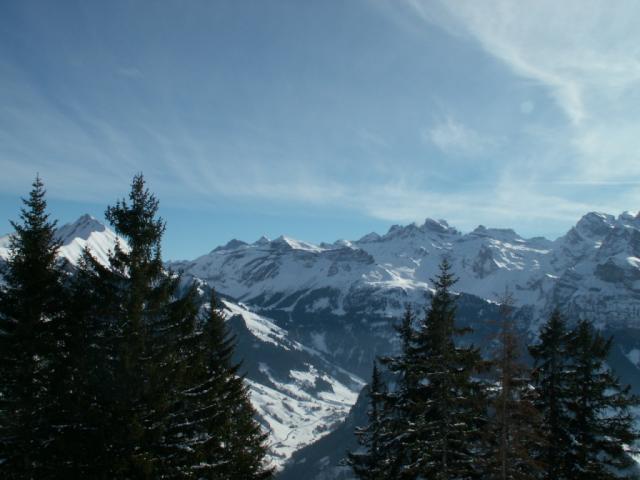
[170,210,640,332]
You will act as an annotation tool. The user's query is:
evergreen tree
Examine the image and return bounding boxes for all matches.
[529,310,573,480]
[565,320,639,478]
[51,251,113,478]
[408,258,486,479]
[347,361,389,480]
[73,175,272,478]
[377,260,486,479]
[378,304,420,478]
[176,292,272,479]
[0,176,65,478]
[484,293,544,480]
[82,174,202,478]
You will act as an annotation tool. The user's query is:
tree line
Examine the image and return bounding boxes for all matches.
[348,260,640,479]
[0,175,273,479]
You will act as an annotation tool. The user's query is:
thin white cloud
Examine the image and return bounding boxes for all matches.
[422,116,495,157]
[116,66,143,79]
[5,1,640,244]
[394,0,640,190]
[404,0,640,125]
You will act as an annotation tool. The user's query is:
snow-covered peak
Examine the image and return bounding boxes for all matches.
[383,222,421,239]
[470,225,521,243]
[574,212,616,240]
[357,231,381,243]
[0,214,125,268]
[272,235,324,253]
[376,218,459,243]
[213,238,248,252]
[422,217,458,235]
[254,235,271,246]
[56,215,124,267]
[618,211,639,224]
[333,239,353,248]
[55,214,106,243]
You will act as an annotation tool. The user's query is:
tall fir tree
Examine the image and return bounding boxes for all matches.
[175,292,272,479]
[484,293,544,480]
[529,310,573,480]
[377,260,486,479]
[0,176,65,478]
[565,320,639,478]
[378,304,420,478]
[408,258,486,479]
[80,174,201,478]
[51,250,115,478]
[347,361,389,480]
[70,175,272,478]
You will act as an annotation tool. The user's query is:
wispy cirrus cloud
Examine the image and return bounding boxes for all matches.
[422,116,497,157]
[403,0,640,125]
[5,0,640,255]
[388,0,640,208]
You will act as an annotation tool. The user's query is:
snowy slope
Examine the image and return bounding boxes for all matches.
[219,300,363,469]
[55,214,126,266]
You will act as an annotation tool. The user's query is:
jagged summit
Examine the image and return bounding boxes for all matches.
[357,232,381,243]
[573,211,616,239]
[422,217,457,234]
[471,225,521,242]
[56,214,106,243]
[0,213,124,268]
[254,235,271,246]
[213,238,248,252]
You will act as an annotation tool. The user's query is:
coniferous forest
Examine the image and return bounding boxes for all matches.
[348,260,640,479]
[0,176,273,479]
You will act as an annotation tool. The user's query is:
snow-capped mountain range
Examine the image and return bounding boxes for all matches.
[170,210,640,333]
[4,210,640,474]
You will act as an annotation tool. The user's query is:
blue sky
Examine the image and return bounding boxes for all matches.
[2,0,640,259]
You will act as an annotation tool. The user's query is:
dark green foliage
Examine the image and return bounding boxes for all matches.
[529,312,640,479]
[176,293,272,479]
[1,174,272,478]
[346,362,388,480]
[81,174,270,478]
[52,251,113,478]
[374,260,487,480]
[377,305,419,477]
[529,310,575,480]
[565,320,639,478]
[408,259,486,479]
[76,174,189,477]
[0,176,65,478]
[484,294,544,480]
